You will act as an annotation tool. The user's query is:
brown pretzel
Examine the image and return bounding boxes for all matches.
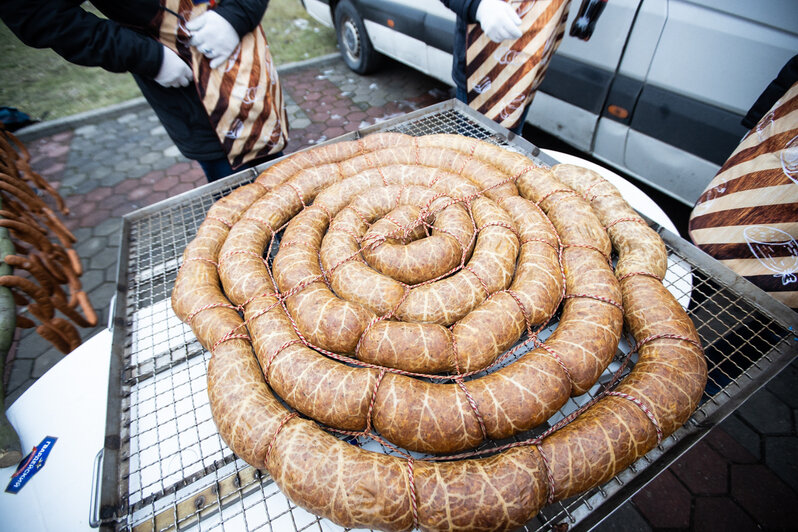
[0,220,51,253]
[6,132,67,213]
[0,275,53,320]
[56,291,97,328]
[4,254,56,295]
[29,251,67,285]
[41,207,77,248]
[66,249,83,276]
[35,322,70,354]
[0,174,47,213]
[0,127,95,353]
[50,317,81,352]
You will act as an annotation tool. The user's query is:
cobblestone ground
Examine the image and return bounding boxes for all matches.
[5,55,797,531]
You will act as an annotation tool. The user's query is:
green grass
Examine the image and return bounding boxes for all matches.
[0,0,337,122]
[264,0,337,63]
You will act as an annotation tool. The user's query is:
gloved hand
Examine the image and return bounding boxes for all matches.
[187,10,240,69]
[154,45,193,88]
[476,0,523,42]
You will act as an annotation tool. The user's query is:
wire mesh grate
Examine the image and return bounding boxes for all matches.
[390,108,504,143]
[102,103,798,532]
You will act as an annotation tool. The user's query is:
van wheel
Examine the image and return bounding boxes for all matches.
[334,0,382,74]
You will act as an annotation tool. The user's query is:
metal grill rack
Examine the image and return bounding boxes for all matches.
[97,100,798,531]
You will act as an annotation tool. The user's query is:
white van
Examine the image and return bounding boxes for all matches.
[302,0,798,206]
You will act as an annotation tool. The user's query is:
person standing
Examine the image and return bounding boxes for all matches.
[0,0,289,182]
[442,0,604,135]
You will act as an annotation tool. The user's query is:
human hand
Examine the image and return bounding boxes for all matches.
[476,0,523,42]
[187,11,240,69]
[154,45,192,88]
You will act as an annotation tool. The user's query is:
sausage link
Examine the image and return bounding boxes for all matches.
[172,133,706,531]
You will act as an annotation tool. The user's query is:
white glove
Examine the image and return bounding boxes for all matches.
[187,11,240,69]
[476,0,523,42]
[154,45,193,88]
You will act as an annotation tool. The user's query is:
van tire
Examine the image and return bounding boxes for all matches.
[334,0,382,74]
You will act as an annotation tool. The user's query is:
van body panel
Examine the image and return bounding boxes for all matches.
[305,0,798,205]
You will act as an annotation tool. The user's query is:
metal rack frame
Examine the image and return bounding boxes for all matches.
[95,100,798,531]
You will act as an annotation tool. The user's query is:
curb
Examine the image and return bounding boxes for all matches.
[15,98,150,144]
[276,51,340,75]
[15,52,343,144]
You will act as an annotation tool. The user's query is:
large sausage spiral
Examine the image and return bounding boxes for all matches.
[171,133,706,531]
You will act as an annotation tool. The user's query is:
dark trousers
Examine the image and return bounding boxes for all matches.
[455,85,530,136]
[198,151,284,183]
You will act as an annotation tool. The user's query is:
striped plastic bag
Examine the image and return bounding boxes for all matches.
[689,81,798,310]
[465,0,571,131]
[156,0,289,169]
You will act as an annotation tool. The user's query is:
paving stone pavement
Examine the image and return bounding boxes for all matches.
[5,54,798,531]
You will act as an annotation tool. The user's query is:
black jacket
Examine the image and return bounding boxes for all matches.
[440,0,482,92]
[0,0,269,161]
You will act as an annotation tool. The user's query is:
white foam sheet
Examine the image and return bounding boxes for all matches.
[126,351,227,506]
[130,297,192,367]
[0,329,112,532]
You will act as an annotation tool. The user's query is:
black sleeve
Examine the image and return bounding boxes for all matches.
[440,0,482,24]
[214,0,270,38]
[0,0,162,79]
[742,54,798,129]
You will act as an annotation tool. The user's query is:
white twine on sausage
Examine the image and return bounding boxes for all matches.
[205,214,235,228]
[264,411,299,468]
[455,377,489,441]
[562,291,624,311]
[604,216,647,231]
[286,181,307,208]
[535,444,557,505]
[406,457,419,530]
[182,256,220,268]
[605,391,663,445]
